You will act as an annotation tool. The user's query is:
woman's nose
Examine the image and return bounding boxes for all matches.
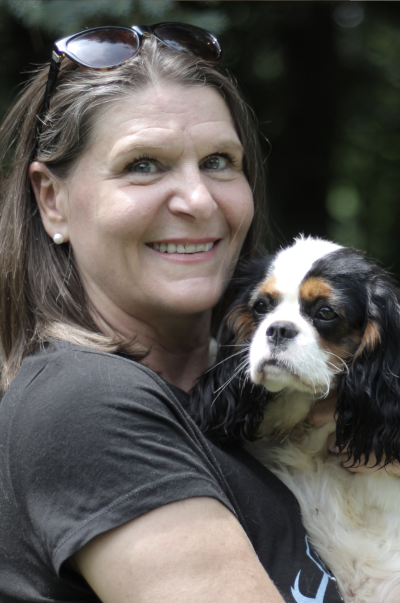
[167,167,218,221]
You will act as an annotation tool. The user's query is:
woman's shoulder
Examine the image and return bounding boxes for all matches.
[1,339,187,445]
[9,339,171,403]
[22,339,161,383]
[0,341,238,584]
[1,339,221,508]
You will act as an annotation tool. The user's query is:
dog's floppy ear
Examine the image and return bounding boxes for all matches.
[189,257,271,445]
[336,265,400,467]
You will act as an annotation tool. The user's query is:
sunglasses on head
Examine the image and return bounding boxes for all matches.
[41,22,222,116]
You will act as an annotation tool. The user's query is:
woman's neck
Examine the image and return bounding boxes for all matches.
[140,337,211,392]
[94,307,213,392]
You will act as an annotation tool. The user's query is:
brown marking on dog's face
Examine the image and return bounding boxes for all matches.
[299,276,359,371]
[300,277,333,302]
[259,275,280,300]
[353,320,381,361]
[319,331,362,371]
[226,304,255,345]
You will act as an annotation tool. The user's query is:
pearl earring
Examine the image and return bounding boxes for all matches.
[53,233,64,245]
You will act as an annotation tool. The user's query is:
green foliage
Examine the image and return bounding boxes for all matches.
[0,0,228,36]
[328,6,400,263]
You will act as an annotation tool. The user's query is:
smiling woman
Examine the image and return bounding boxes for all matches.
[30,84,254,389]
[0,34,266,390]
[0,24,342,603]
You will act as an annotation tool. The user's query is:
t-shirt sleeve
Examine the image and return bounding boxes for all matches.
[7,347,235,574]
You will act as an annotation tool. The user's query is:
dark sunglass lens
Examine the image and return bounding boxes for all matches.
[154,24,221,62]
[66,29,139,68]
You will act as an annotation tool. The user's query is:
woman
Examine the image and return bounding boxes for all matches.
[0,24,345,602]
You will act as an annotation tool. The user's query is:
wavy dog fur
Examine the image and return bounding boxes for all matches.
[190,237,400,603]
[190,257,270,444]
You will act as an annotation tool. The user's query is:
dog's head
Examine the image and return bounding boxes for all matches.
[191,237,400,466]
[235,237,361,396]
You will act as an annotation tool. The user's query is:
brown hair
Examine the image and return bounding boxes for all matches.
[0,37,267,391]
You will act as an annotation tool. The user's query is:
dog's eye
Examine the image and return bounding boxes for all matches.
[253,300,269,316]
[316,306,338,321]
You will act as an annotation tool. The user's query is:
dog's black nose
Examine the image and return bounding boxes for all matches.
[266,322,298,346]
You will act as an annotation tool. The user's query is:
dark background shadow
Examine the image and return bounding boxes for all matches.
[1,1,399,272]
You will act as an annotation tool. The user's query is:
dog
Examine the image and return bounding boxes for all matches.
[191,236,400,603]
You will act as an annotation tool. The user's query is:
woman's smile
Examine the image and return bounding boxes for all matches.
[146,238,220,261]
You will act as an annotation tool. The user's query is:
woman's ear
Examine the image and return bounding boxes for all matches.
[29,161,70,243]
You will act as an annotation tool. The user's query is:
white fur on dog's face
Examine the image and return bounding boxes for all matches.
[249,238,344,395]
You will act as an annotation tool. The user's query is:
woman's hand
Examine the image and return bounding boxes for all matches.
[307,394,337,428]
[308,395,400,476]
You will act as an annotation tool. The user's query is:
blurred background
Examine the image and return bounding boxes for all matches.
[0,0,399,273]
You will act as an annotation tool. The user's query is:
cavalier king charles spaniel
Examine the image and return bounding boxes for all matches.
[191,236,400,603]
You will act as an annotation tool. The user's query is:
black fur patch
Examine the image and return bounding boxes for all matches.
[190,257,272,444]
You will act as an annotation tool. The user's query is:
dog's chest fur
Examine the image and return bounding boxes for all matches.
[191,237,400,603]
[243,239,400,602]
[247,408,400,603]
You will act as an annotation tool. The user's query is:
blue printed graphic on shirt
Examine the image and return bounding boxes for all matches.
[291,536,343,603]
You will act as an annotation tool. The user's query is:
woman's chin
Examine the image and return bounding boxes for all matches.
[161,288,223,316]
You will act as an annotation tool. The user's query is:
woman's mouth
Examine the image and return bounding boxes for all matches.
[147,241,217,255]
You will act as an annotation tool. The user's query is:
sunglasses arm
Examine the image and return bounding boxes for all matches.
[41,51,63,116]
[131,24,152,36]
[32,51,63,160]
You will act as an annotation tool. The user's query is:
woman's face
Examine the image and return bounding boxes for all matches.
[38,85,254,330]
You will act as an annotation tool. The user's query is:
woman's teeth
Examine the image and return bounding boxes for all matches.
[150,242,215,254]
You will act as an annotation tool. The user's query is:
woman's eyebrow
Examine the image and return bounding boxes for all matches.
[108,130,244,164]
[197,142,245,167]
[109,133,184,162]
[199,140,244,153]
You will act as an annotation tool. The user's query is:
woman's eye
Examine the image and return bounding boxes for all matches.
[129,159,158,174]
[201,156,229,170]
[316,307,338,321]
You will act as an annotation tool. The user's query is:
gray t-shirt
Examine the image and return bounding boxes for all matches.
[0,341,343,602]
